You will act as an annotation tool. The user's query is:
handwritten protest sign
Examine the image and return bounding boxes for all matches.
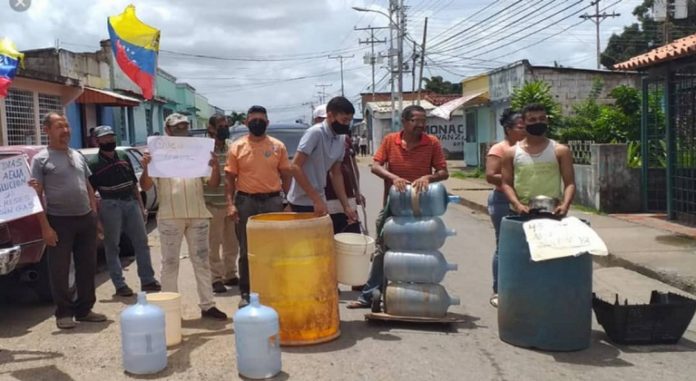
[147,136,214,178]
[0,156,43,223]
[522,216,608,262]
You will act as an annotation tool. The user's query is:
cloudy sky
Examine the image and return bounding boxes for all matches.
[2,0,648,121]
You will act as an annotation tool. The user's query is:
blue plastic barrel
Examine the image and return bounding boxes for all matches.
[497,216,592,351]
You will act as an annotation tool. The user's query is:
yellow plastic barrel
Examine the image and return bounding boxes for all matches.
[247,213,340,346]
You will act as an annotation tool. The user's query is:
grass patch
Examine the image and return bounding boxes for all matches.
[452,169,484,179]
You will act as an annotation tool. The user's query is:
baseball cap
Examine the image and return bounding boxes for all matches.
[94,125,115,137]
[165,113,189,127]
[313,104,327,120]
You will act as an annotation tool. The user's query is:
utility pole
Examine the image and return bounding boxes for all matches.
[328,54,354,97]
[396,0,405,130]
[417,17,428,105]
[579,0,620,69]
[315,84,332,104]
[411,40,417,94]
[356,25,388,101]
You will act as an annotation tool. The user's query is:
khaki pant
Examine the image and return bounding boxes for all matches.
[206,205,239,283]
[158,218,215,310]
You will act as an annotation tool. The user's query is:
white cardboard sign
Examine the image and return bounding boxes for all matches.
[147,136,214,178]
[0,156,43,223]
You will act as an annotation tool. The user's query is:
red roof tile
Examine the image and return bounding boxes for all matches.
[614,33,696,70]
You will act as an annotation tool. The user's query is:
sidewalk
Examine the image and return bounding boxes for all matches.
[443,173,696,295]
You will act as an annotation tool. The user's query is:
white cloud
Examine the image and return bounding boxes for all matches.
[1,0,650,121]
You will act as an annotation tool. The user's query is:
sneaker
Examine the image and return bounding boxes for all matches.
[201,306,228,320]
[212,281,227,294]
[141,281,162,293]
[238,293,250,309]
[56,317,76,329]
[115,285,134,297]
[224,277,239,287]
[490,294,499,308]
[75,311,107,322]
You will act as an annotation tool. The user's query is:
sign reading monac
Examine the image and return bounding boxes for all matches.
[425,116,465,159]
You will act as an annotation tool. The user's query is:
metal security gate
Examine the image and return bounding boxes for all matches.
[671,61,696,225]
[641,78,668,212]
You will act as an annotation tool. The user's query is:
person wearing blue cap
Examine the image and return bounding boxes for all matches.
[87,125,161,297]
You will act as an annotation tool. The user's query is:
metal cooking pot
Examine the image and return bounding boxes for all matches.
[528,195,559,213]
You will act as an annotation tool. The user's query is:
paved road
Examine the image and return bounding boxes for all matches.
[1,165,695,380]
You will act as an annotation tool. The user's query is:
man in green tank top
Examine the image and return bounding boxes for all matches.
[500,103,575,216]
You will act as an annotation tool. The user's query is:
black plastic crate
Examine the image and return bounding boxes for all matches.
[592,291,696,345]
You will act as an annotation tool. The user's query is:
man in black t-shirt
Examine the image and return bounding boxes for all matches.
[87,126,160,297]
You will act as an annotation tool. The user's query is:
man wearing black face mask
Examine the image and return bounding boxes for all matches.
[87,125,160,297]
[225,105,292,308]
[204,114,239,294]
[287,96,358,223]
[501,103,575,216]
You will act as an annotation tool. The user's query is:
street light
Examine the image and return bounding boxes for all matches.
[352,4,404,133]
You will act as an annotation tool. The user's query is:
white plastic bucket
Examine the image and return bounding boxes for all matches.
[146,292,182,347]
[334,233,375,286]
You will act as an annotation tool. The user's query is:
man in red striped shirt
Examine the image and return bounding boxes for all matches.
[348,104,449,308]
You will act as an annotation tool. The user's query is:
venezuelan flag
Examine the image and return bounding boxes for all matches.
[0,38,24,98]
[108,5,160,99]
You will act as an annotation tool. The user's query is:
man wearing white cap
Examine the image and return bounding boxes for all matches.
[313,104,327,125]
[87,125,161,297]
[141,113,228,320]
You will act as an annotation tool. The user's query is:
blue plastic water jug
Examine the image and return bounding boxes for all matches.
[384,250,458,283]
[383,216,456,251]
[385,283,460,318]
[120,292,167,375]
[498,216,592,351]
[389,183,461,217]
[234,293,281,379]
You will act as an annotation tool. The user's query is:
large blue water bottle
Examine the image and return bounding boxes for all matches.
[120,292,167,375]
[384,250,458,283]
[234,293,281,379]
[498,216,592,351]
[389,183,461,217]
[383,216,456,251]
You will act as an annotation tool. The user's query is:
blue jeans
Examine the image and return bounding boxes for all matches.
[358,208,388,304]
[99,199,156,289]
[487,190,510,293]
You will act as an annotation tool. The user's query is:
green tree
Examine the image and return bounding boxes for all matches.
[227,111,246,126]
[423,75,462,94]
[510,80,562,137]
[601,0,696,69]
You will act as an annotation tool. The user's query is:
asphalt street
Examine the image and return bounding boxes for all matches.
[0,164,695,381]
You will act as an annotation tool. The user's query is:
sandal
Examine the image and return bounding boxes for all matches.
[346,300,371,309]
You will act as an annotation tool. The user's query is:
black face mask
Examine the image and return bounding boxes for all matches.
[99,142,117,152]
[248,119,267,137]
[526,123,548,136]
[216,126,230,140]
[331,121,351,135]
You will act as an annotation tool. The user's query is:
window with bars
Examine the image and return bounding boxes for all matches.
[5,89,36,145]
[38,94,63,145]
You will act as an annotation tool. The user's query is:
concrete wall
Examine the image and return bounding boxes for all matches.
[573,144,641,213]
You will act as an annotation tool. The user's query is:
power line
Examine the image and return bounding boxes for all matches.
[427,0,503,46]
[329,54,356,96]
[432,0,585,56]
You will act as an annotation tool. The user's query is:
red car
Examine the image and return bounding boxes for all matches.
[0,146,50,301]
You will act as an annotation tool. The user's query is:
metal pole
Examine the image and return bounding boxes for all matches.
[417,17,428,105]
[389,0,398,132]
[329,55,354,97]
[412,40,417,94]
[396,0,405,131]
[356,26,387,102]
[595,0,600,69]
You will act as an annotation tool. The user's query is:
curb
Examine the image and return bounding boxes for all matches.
[455,194,696,296]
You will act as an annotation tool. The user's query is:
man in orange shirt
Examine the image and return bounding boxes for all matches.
[348,104,449,308]
[225,105,293,308]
